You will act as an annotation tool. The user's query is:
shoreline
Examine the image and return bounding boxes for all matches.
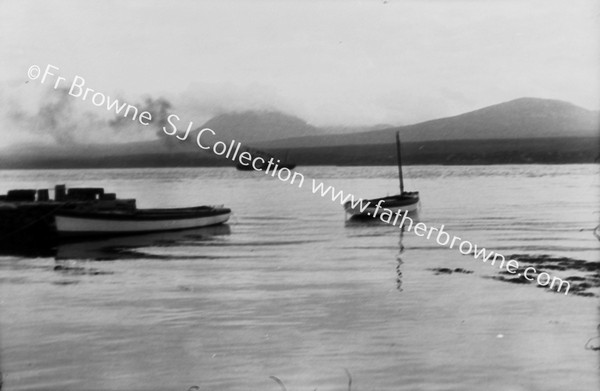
[2,136,597,169]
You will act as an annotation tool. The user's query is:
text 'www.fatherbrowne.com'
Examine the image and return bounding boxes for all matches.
[309,181,570,295]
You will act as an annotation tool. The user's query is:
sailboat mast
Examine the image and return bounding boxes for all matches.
[396,132,404,194]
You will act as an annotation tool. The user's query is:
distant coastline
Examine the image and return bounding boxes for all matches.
[1,137,597,169]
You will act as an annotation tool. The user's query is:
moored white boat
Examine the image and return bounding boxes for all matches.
[55,206,231,237]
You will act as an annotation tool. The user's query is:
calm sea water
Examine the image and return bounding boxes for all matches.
[0,165,598,391]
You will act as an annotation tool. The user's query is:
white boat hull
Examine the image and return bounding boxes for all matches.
[56,212,230,236]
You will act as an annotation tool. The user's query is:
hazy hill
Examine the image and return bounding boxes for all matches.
[200,110,321,143]
[256,98,600,148]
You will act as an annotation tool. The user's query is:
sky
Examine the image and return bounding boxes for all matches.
[0,0,598,147]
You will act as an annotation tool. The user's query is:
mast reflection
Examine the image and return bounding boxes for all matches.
[396,227,405,292]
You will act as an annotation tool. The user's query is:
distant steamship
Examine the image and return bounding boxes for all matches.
[235,147,296,171]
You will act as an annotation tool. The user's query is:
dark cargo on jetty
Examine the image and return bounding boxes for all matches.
[0,185,136,246]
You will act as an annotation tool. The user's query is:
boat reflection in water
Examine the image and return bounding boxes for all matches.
[396,228,405,292]
[344,217,408,293]
[0,224,231,261]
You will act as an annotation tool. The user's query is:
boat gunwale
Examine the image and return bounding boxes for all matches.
[56,207,231,222]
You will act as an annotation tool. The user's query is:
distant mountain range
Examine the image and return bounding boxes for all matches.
[1,97,598,168]
[255,97,599,149]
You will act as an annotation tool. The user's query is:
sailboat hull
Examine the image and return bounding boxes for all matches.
[344,192,420,217]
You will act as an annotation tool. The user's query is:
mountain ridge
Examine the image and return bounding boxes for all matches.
[255,97,599,149]
[1,97,598,167]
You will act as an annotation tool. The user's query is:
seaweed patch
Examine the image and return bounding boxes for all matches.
[429,267,474,275]
[490,254,600,297]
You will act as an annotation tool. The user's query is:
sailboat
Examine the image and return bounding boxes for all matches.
[344,132,420,218]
